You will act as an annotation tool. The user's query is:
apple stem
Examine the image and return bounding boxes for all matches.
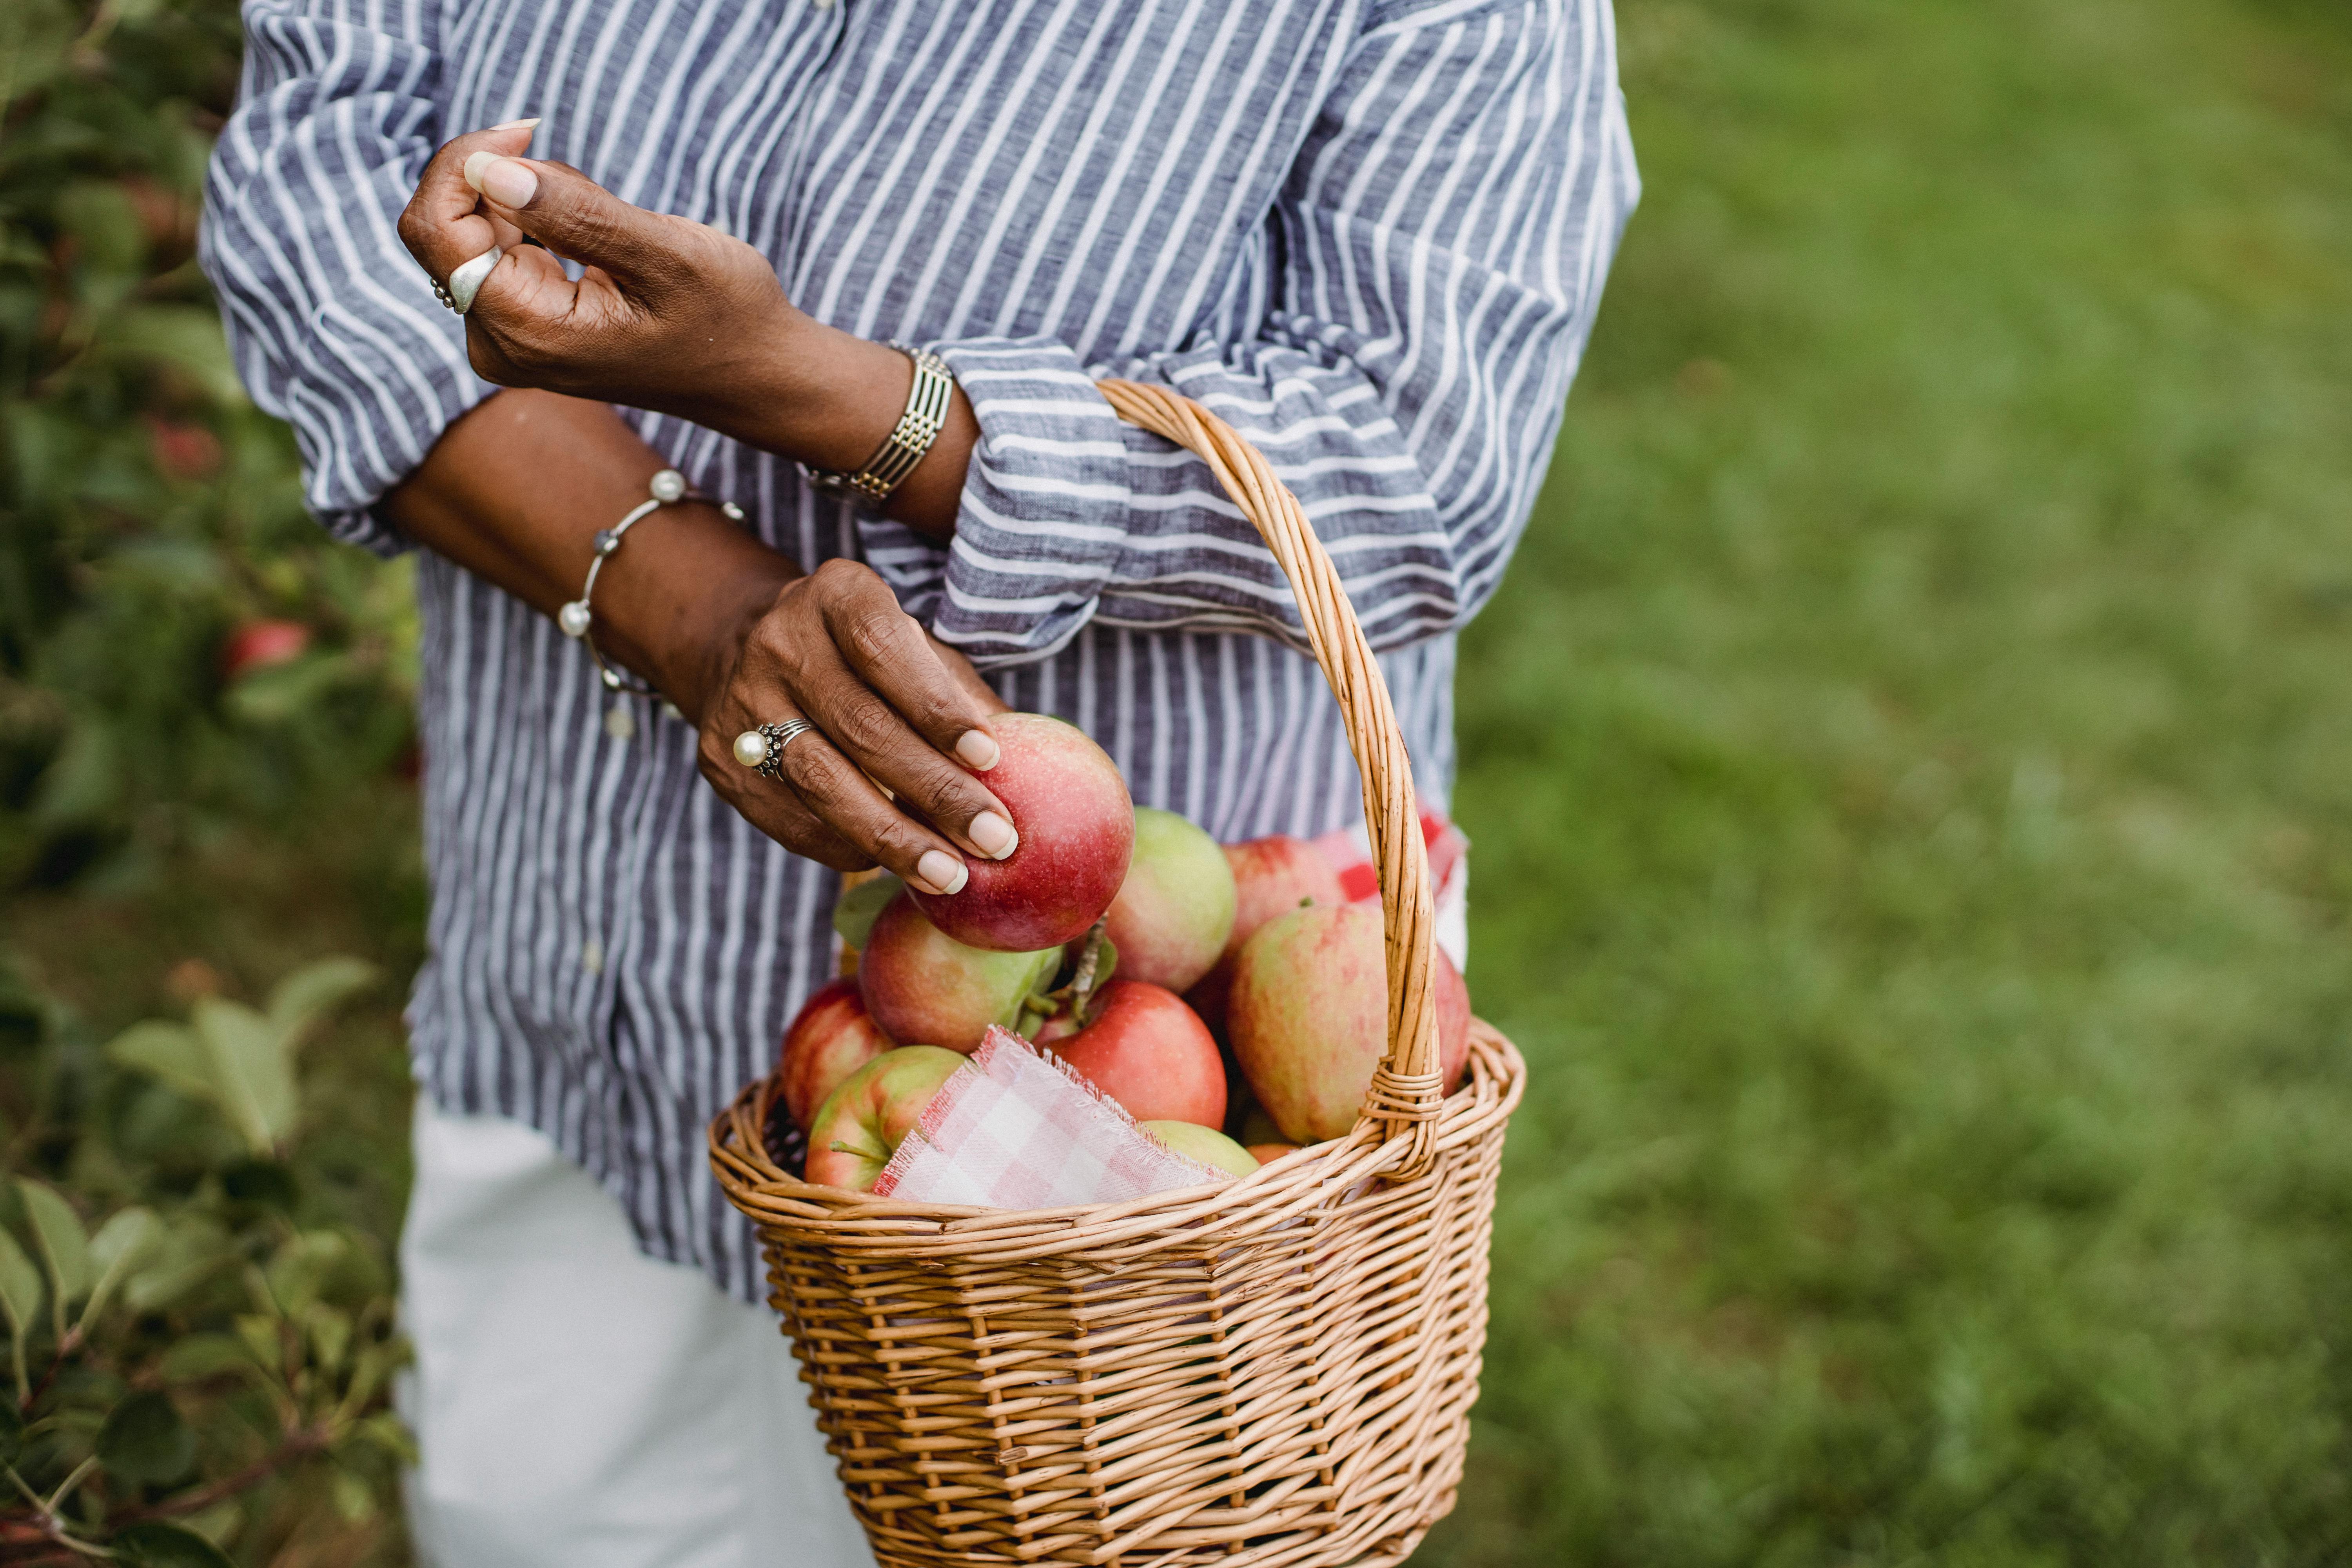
[1069,916,1109,1012]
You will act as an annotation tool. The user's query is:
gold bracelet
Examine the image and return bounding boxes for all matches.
[803,343,955,506]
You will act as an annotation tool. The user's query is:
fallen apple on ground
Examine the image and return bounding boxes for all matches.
[1186,834,1348,1034]
[1142,1120,1258,1179]
[1038,978,1227,1128]
[859,892,1062,1053]
[910,713,1135,952]
[776,977,891,1133]
[1103,808,1236,992]
[802,1045,965,1191]
[1228,902,1471,1145]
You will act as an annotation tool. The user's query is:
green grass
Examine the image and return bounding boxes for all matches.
[9,0,2352,1561]
[1430,0,2352,1561]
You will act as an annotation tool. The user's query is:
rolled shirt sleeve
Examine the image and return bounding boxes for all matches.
[907,0,1638,666]
[200,0,488,555]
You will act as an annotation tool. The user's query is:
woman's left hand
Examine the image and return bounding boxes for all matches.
[397,133,801,433]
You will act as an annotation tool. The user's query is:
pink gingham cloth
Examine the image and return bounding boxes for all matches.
[873,1027,1227,1208]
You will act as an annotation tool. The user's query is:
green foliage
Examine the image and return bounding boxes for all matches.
[0,953,408,1562]
[1428,0,2352,1563]
[0,0,419,899]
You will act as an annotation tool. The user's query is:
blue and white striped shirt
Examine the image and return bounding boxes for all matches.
[202,0,1636,1300]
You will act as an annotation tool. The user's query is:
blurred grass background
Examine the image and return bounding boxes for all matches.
[5,0,2351,1561]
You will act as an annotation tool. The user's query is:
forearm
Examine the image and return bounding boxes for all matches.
[382,389,796,720]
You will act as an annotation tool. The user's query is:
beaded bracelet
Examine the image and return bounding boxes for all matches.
[558,468,744,698]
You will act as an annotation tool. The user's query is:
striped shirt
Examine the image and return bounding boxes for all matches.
[202,0,1637,1300]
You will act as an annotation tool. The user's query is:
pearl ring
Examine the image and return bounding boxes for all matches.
[733,719,816,781]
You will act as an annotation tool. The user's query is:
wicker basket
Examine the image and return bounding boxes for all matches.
[710,381,1528,1568]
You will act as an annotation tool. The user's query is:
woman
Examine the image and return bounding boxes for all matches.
[203,0,1634,1560]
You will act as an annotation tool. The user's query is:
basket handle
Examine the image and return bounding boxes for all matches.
[1095,380,1444,1178]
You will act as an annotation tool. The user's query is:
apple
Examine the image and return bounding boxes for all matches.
[1102,808,1236,992]
[1141,1120,1258,1179]
[802,1045,965,1191]
[1249,1143,1302,1165]
[909,713,1134,952]
[1186,835,1347,1033]
[776,977,891,1133]
[858,892,1062,1053]
[220,619,311,681]
[1228,903,1472,1145]
[1038,979,1226,1128]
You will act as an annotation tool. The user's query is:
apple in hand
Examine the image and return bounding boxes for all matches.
[910,713,1135,952]
[1186,835,1347,1033]
[1038,979,1227,1128]
[859,892,1062,1053]
[1228,903,1471,1145]
[1102,808,1236,992]
[776,978,892,1134]
[802,1045,965,1191]
[1141,1120,1258,1179]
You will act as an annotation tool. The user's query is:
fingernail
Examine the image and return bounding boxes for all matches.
[467,154,538,208]
[956,729,1000,771]
[969,811,1018,860]
[489,117,542,131]
[916,850,968,895]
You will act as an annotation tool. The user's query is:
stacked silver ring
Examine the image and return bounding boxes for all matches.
[429,246,504,314]
[733,719,816,781]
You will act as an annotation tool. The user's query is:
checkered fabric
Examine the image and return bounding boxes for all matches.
[873,1028,1226,1209]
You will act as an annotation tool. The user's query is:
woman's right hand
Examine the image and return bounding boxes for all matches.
[685,557,1017,897]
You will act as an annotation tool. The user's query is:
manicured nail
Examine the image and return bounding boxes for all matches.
[465,154,538,208]
[916,850,968,895]
[969,811,1018,860]
[489,117,542,132]
[956,729,1000,770]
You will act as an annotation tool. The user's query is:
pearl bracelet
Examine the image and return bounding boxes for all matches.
[559,468,743,699]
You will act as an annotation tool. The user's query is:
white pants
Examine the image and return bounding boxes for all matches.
[398,1097,874,1568]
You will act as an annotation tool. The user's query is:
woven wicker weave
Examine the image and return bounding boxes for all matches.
[710,382,1527,1567]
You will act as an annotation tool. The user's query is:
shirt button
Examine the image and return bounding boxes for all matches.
[811,0,833,9]
[581,939,604,974]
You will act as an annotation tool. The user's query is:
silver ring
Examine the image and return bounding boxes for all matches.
[732,719,817,781]
[439,245,504,314]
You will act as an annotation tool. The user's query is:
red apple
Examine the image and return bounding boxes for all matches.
[1187,835,1347,1033]
[803,1045,965,1191]
[1249,1143,1302,1165]
[776,978,892,1134]
[1228,904,1472,1145]
[1140,1120,1258,1179]
[1038,980,1226,1128]
[1102,808,1235,993]
[219,619,311,681]
[909,713,1134,951]
[859,892,1062,1053]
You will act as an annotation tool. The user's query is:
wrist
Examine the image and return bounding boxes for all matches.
[715,313,929,475]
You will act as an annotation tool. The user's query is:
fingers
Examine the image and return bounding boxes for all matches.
[396,120,541,281]
[813,560,1006,766]
[699,710,973,896]
[461,154,678,289]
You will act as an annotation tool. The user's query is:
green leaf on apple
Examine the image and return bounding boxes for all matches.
[833,874,904,951]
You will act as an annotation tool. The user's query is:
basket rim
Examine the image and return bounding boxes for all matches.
[708,1018,1525,1261]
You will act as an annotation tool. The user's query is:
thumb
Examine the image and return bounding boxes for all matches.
[463,155,669,285]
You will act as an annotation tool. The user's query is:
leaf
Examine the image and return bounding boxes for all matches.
[265,956,376,1040]
[0,1397,21,1467]
[18,1180,91,1313]
[107,1021,214,1104]
[111,1521,236,1568]
[307,1304,352,1374]
[160,1333,261,1382]
[355,1408,418,1466]
[264,1231,349,1318]
[125,1216,234,1313]
[78,1206,160,1332]
[102,305,247,407]
[98,1389,196,1485]
[191,998,296,1154]
[0,1224,44,1342]
[832,873,904,950]
[330,1465,376,1524]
